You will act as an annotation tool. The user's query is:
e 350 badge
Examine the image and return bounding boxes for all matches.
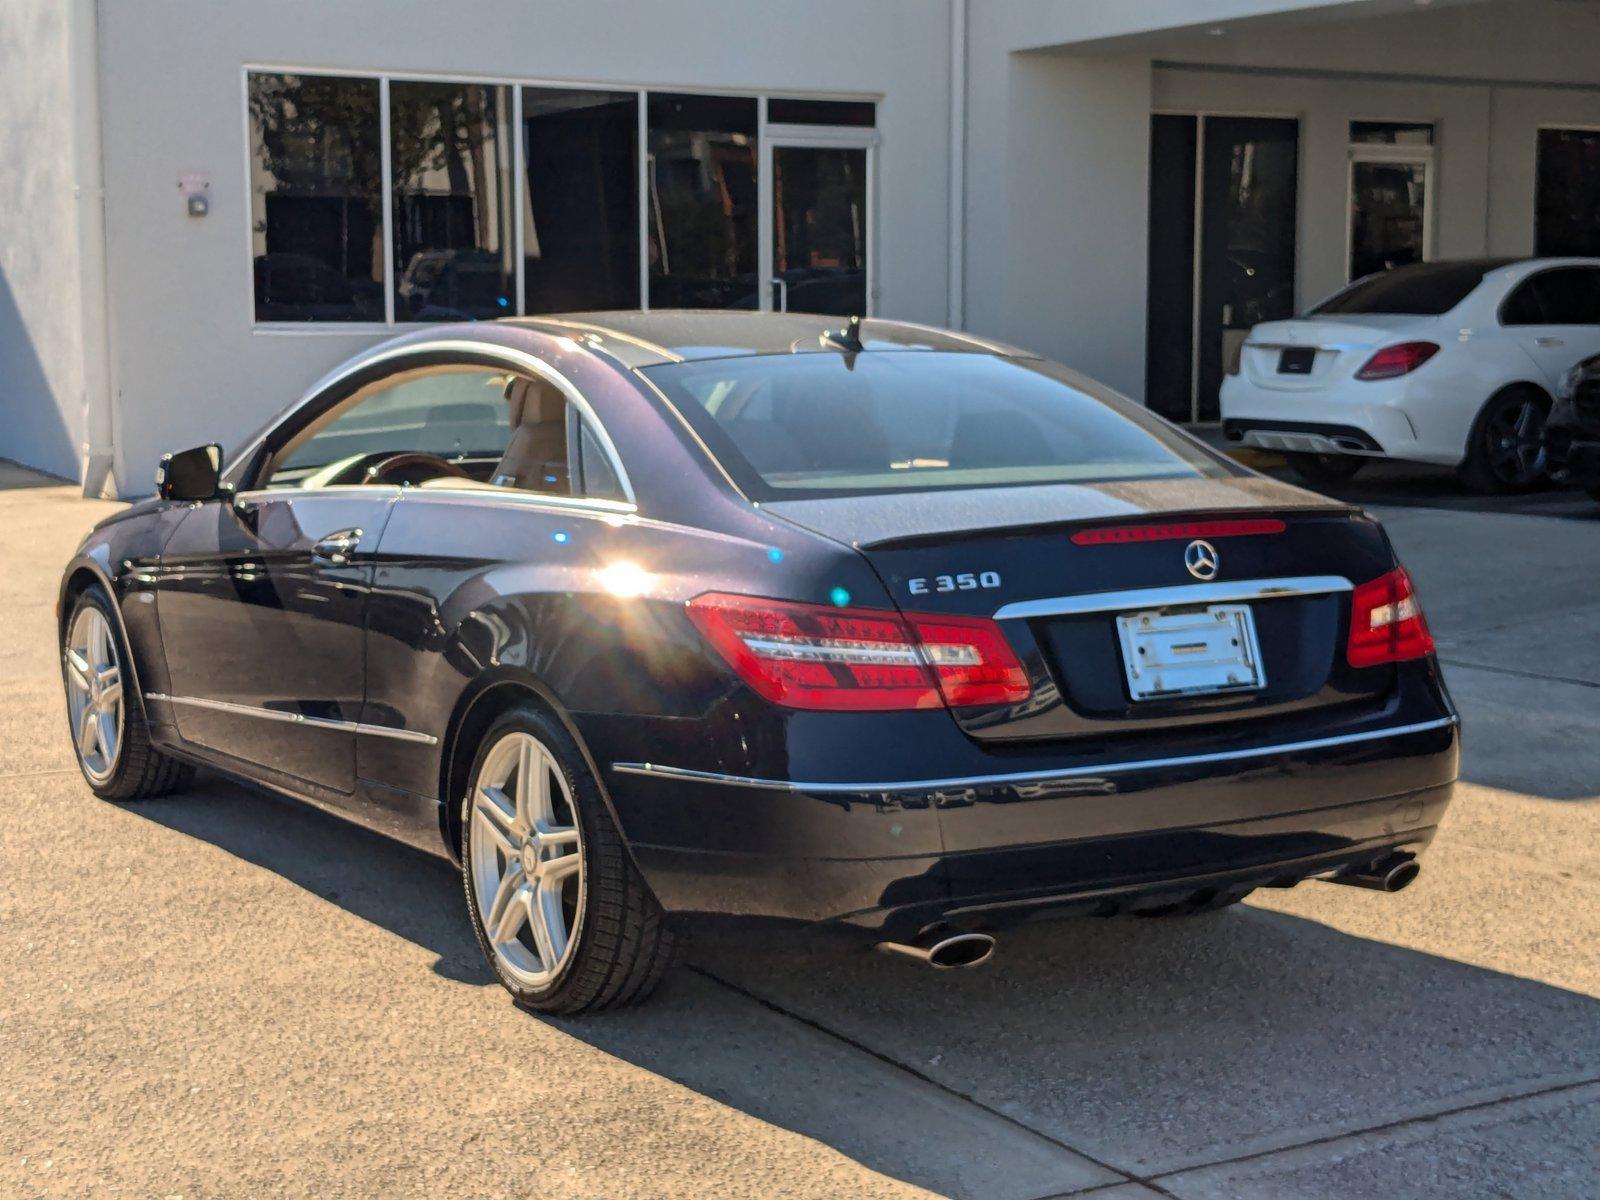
[908,571,1002,595]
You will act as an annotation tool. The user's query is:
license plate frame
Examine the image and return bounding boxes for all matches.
[1115,604,1266,702]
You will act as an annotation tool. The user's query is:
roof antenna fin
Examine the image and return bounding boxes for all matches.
[819,314,864,355]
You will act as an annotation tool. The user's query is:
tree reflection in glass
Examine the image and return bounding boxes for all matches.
[248,73,384,322]
[390,82,516,321]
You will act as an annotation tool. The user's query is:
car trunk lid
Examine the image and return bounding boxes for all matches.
[1240,314,1433,392]
[765,478,1397,744]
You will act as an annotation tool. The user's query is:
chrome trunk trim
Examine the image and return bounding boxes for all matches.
[992,575,1353,621]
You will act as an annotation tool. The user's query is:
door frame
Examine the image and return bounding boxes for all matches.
[758,114,879,314]
[1344,140,1437,283]
[1151,108,1302,423]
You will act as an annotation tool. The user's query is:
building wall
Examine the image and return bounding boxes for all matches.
[1152,67,1600,314]
[963,4,1155,399]
[94,0,953,494]
[959,0,1600,414]
[0,1,89,481]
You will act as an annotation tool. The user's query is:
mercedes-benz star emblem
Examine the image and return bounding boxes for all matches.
[1184,539,1219,581]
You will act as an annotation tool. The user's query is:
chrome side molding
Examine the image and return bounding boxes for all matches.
[144,693,438,745]
[610,716,1458,795]
[992,576,1353,621]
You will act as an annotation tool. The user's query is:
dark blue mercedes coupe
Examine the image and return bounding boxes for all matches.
[58,313,1458,1011]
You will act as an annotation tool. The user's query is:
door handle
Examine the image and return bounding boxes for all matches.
[771,276,789,312]
[312,528,363,565]
[1535,336,1564,347]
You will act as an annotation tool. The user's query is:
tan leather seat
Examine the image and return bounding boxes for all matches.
[492,377,569,492]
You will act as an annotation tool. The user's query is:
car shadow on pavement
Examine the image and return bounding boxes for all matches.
[127,770,1600,1199]
[133,771,495,986]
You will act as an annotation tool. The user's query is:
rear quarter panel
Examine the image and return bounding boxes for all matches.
[356,488,893,846]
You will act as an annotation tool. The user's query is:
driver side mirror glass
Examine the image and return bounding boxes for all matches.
[156,443,223,501]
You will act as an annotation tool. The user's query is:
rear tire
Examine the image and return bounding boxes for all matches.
[1459,387,1550,494]
[1283,452,1364,485]
[61,586,193,802]
[460,703,676,1013]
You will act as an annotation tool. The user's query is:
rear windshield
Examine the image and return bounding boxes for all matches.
[1310,261,1506,316]
[638,351,1232,500]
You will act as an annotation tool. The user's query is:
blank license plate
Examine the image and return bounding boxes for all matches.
[1116,605,1266,701]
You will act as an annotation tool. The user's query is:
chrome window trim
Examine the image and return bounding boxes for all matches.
[992,576,1353,621]
[146,693,438,746]
[232,484,637,520]
[227,339,636,505]
[609,716,1458,794]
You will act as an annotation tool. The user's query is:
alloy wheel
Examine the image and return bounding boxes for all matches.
[64,606,124,785]
[467,731,586,989]
[1485,397,1547,487]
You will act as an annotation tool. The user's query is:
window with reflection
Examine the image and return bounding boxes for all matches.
[248,73,384,322]
[646,93,758,309]
[1349,121,1434,146]
[522,88,640,313]
[1350,161,1428,280]
[1536,129,1600,257]
[773,146,867,315]
[265,367,592,498]
[390,82,516,321]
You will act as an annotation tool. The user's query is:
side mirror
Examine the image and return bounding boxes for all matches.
[156,444,223,502]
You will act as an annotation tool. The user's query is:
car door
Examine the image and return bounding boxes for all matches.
[158,491,397,793]
[354,368,634,811]
[154,364,514,796]
[1499,265,1600,387]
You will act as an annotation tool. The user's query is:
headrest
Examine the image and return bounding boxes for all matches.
[505,376,562,429]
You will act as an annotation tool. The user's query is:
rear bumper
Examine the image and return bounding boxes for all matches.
[1223,419,1385,456]
[1219,375,1454,463]
[607,714,1460,939]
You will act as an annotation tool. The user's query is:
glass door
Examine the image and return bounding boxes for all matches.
[762,128,874,316]
[1146,114,1299,422]
[1347,122,1435,281]
[1197,116,1299,422]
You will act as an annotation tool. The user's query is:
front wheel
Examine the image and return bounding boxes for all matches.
[1460,388,1550,494]
[461,704,676,1013]
[62,587,192,801]
[1282,452,1365,485]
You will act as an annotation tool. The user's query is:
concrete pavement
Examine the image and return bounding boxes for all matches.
[1,461,1595,1198]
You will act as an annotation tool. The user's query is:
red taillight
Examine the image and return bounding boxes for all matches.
[1354,341,1439,381]
[1347,567,1435,668]
[1070,519,1286,546]
[685,592,1031,711]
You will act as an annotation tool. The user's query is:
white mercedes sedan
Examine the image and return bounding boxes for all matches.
[1220,258,1600,492]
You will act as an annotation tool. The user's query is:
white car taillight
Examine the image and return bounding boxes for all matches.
[1354,341,1440,381]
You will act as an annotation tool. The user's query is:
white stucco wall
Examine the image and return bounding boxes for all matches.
[0,1,88,481]
[963,2,1155,398]
[93,0,954,494]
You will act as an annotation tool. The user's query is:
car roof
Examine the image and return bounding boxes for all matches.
[505,310,1034,368]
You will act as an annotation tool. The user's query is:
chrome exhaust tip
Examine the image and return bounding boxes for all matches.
[1324,852,1421,893]
[877,930,996,970]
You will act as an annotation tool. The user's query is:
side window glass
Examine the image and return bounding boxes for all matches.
[1504,268,1600,326]
[578,422,627,502]
[267,368,513,489]
[1501,279,1545,326]
[263,365,625,500]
